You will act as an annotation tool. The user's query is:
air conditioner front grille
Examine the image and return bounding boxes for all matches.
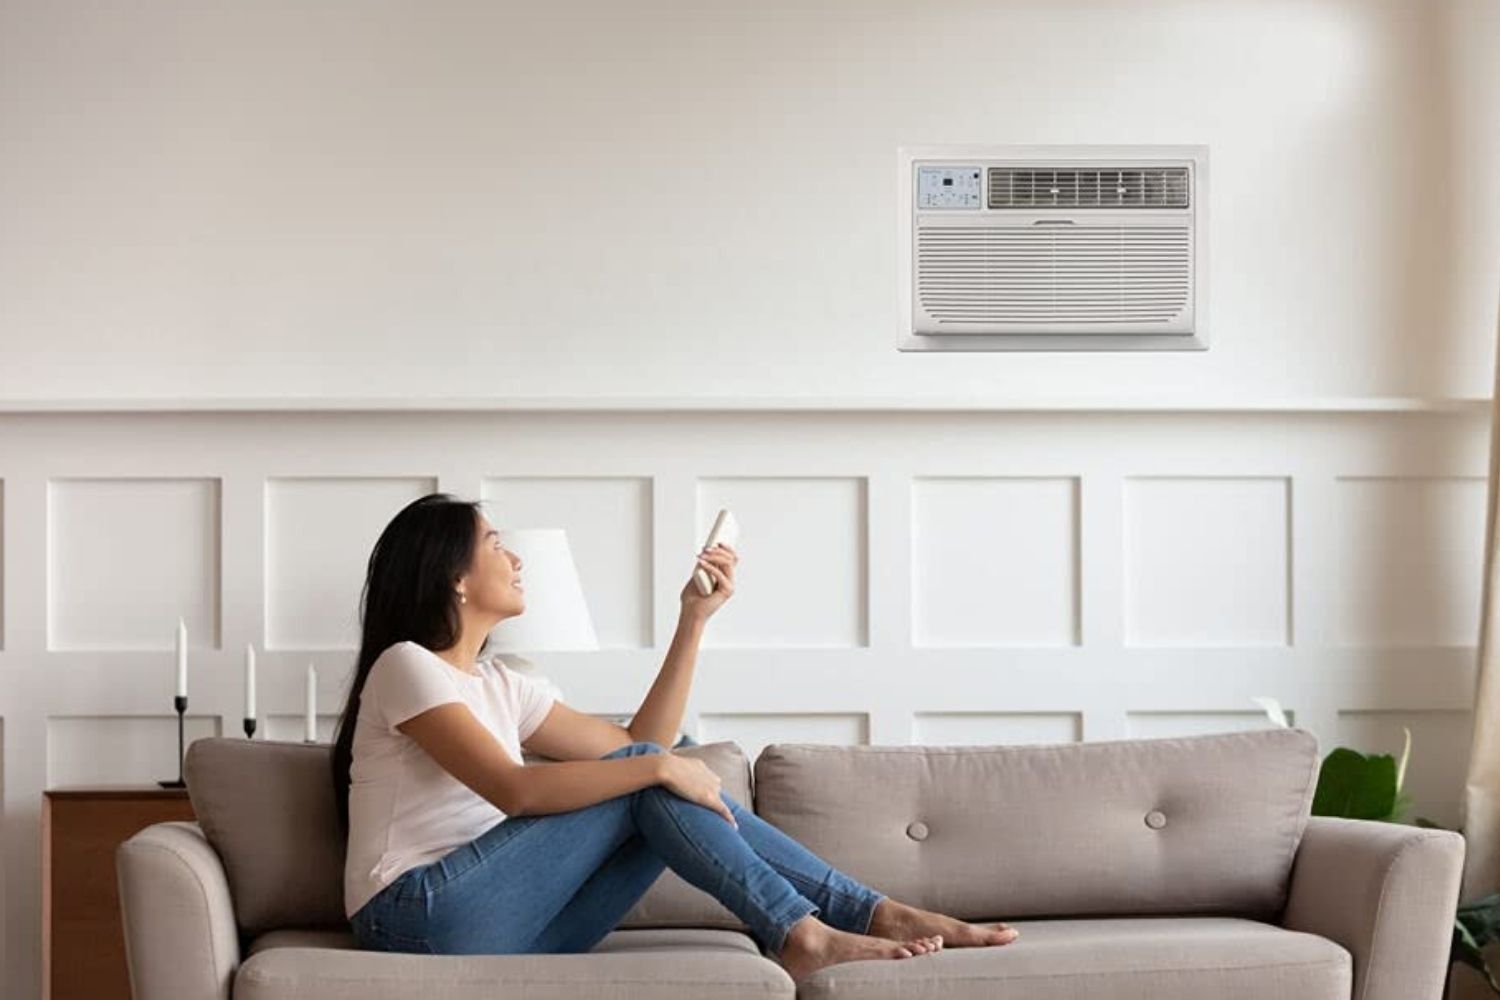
[916,224,1191,324]
[987,167,1189,209]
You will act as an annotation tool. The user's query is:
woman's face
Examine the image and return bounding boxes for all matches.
[462,515,525,619]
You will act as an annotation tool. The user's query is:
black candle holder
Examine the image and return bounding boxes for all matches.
[158,694,188,789]
[243,717,257,740]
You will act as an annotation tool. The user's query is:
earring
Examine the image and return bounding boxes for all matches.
[458,592,467,604]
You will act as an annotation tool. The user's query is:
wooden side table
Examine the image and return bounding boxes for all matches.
[42,787,198,1000]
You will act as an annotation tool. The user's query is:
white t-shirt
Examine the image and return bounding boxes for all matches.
[344,640,558,919]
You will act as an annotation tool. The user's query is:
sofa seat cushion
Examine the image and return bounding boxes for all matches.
[246,925,761,957]
[795,916,1350,1000]
[236,928,785,1000]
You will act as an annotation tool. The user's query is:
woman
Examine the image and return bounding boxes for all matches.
[331,493,1019,983]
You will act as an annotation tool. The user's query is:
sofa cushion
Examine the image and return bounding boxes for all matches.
[234,930,791,1000]
[185,739,346,935]
[794,916,1350,1000]
[184,736,753,935]
[752,727,1320,922]
[246,926,762,958]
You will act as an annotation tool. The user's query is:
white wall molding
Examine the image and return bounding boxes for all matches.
[0,396,1492,415]
[0,405,1489,1000]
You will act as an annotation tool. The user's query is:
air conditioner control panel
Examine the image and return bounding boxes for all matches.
[916,166,982,209]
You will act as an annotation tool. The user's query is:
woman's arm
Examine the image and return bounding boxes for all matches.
[398,702,667,816]
[627,613,705,749]
[627,542,738,748]
[510,755,667,816]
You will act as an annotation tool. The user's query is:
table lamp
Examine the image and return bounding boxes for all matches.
[480,528,598,703]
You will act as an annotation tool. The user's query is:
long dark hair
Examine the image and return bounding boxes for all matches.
[331,492,485,835]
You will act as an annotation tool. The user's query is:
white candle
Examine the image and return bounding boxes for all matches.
[175,617,187,699]
[305,663,317,742]
[244,642,257,721]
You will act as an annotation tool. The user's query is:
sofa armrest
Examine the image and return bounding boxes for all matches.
[117,820,241,1000]
[1280,815,1464,1000]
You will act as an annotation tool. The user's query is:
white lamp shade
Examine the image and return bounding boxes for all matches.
[484,528,600,653]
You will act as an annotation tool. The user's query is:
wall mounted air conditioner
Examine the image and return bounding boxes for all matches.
[897,144,1208,352]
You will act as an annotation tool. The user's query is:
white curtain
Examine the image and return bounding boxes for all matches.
[1454,294,1500,999]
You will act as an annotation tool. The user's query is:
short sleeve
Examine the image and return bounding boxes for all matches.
[366,643,465,734]
[508,666,558,742]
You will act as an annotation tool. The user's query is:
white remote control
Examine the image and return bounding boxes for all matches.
[694,509,740,596]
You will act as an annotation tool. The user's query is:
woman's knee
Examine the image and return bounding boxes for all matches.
[604,740,668,759]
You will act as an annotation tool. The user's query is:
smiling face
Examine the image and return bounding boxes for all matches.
[458,513,525,621]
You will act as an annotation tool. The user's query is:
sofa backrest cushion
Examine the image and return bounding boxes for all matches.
[751,727,1320,922]
[185,738,344,934]
[183,736,752,935]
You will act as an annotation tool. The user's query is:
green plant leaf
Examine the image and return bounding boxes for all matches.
[1386,789,1415,824]
[1459,893,1500,948]
[1310,747,1398,819]
[1454,922,1500,995]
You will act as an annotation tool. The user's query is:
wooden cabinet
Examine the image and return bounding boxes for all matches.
[42,787,198,1000]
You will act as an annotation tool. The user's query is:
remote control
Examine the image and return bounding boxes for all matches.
[694,509,740,596]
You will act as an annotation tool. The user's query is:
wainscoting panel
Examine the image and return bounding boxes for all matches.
[48,477,220,651]
[0,405,1489,1000]
[1126,710,1300,740]
[46,714,222,787]
[699,712,871,768]
[912,711,1083,745]
[912,477,1079,648]
[1332,476,1488,647]
[265,476,438,650]
[1123,476,1291,647]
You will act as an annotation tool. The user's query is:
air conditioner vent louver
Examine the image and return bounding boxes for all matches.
[916,224,1192,324]
[988,167,1189,210]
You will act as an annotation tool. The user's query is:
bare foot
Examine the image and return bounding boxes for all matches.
[773,913,944,984]
[867,897,1020,948]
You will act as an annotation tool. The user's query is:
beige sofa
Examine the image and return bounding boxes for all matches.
[117,727,1464,1000]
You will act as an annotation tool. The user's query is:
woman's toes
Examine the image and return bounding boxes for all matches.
[908,934,942,954]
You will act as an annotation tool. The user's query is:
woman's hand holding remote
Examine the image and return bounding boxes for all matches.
[680,542,737,623]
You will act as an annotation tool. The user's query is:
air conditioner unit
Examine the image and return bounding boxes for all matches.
[897,144,1208,352]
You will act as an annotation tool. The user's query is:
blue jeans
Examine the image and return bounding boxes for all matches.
[349,740,887,957]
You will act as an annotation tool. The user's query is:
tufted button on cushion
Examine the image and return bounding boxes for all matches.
[906,820,930,841]
[1145,809,1168,830]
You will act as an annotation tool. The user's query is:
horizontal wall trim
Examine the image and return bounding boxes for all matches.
[0,395,1492,415]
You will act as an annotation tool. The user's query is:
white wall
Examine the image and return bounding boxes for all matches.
[0,0,1496,406]
[2,2,1499,999]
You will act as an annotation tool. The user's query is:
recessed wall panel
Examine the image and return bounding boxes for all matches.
[913,711,1081,745]
[480,477,652,649]
[1126,710,1296,739]
[696,478,865,648]
[265,477,436,650]
[262,714,340,743]
[912,477,1078,647]
[1123,477,1290,646]
[48,478,221,650]
[1334,477,1486,647]
[698,712,869,768]
[47,715,222,786]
